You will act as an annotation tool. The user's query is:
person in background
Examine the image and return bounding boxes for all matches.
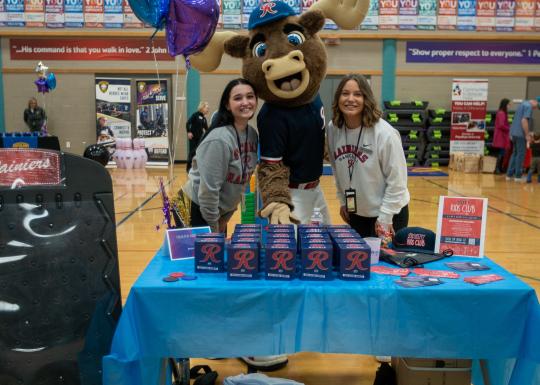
[492,98,511,174]
[23,97,47,132]
[180,79,258,233]
[327,74,410,239]
[507,97,539,182]
[186,101,210,172]
[526,132,540,183]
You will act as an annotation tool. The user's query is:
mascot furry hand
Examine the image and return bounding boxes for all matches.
[191,0,368,224]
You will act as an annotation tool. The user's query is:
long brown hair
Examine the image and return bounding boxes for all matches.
[331,74,382,129]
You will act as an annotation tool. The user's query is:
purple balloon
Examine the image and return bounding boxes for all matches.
[166,0,219,60]
[35,78,49,94]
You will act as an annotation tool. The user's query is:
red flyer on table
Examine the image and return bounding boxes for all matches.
[464,274,504,285]
[413,268,460,279]
[435,196,488,258]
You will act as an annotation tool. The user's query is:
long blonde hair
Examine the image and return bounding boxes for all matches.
[331,74,382,129]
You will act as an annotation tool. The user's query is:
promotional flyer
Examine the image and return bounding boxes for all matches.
[24,0,45,27]
[104,0,123,28]
[360,0,380,29]
[399,0,419,29]
[379,0,399,28]
[450,78,488,154]
[84,0,103,27]
[95,78,132,160]
[435,196,488,258]
[222,0,241,29]
[457,0,477,30]
[514,0,535,30]
[476,0,496,29]
[64,0,82,26]
[136,80,170,166]
[495,0,515,31]
[45,0,65,28]
[417,0,437,29]
[437,0,458,28]
[122,0,142,27]
[6,0,25,27]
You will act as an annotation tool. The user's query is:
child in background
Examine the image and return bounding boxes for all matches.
[526,132,540,183]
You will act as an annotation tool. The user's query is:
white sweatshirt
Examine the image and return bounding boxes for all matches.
[327,118,410,224]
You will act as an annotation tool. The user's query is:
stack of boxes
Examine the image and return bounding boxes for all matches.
[193,224,372,281]
[383,100,429,167]
[424,109,451,167]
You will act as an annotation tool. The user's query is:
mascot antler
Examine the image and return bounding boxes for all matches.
[189,0,369,72]
[311,0,369,30]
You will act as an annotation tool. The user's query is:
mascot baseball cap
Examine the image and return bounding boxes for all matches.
[391,227,436,253]
[248,1,297,30]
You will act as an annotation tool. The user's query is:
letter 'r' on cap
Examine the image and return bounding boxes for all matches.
[248,0,297,30]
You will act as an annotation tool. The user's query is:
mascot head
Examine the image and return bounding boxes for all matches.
[224,1,327,107]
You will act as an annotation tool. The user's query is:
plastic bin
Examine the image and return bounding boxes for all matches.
[392,357,471,385]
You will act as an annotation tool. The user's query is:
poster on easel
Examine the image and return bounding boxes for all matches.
[45,0,65,28]
[514,0,535,30]
[417,0,438,29]
[24,0,45,27]
[136,80,170,167]
[450,78,488,155]
[495,0,515,30]
[435,196,488,258]
[476,0,496,29]
[95,78,132,164]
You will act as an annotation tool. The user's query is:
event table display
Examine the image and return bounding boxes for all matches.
[0,132,61,150]
[103,225,540,385]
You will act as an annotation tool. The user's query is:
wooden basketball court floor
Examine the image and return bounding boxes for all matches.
[111,165,540,385]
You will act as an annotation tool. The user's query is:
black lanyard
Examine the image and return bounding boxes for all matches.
[344,125,363,188]
[235,128,249,183]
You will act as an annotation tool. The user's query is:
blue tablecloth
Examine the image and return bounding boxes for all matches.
[103,244,540,385]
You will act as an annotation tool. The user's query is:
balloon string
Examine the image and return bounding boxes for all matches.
[151,39,162,88]
[169,57,187,191]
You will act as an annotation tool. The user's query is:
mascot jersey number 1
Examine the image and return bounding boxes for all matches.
[190,0,368,224]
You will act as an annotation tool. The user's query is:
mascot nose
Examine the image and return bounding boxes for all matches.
[262,50,304,75]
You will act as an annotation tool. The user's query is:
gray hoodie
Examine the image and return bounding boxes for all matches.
[183,124,258,230]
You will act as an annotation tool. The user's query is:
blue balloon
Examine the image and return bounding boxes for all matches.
[46,73,56,90]
[128,0,169,28]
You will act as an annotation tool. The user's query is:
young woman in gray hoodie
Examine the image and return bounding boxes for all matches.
[182,78,259,233]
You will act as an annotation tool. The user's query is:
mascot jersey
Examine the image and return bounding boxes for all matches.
[259,95,325,184]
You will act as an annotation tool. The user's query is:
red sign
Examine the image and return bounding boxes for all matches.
[10,38,174,61]
[435,196,488,258]
[0,149,62,186]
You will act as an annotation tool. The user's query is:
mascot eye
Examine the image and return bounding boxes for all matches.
[253,42,267,58]
[287,32,305,46]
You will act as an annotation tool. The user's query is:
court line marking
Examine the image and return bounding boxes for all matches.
[116,178,175,228]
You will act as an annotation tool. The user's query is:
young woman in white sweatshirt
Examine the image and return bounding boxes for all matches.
[327,74,410,238]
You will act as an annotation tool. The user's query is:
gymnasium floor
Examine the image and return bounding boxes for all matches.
[111,165,540,385]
